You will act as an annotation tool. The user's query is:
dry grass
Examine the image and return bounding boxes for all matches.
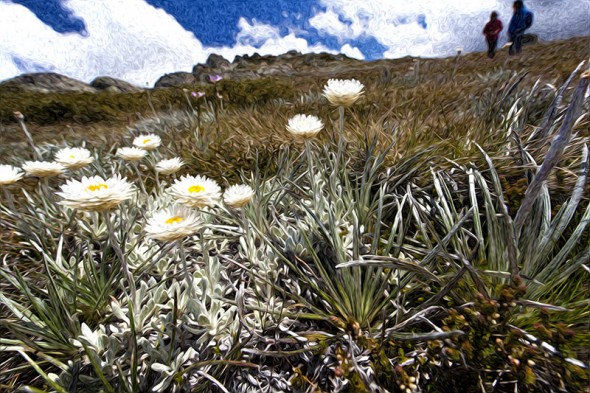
[1,36,587,148]
[0,36,589,392]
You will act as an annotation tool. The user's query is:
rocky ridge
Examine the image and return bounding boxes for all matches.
[0,73,146,94]
[0,51,360,93]
[154,50,359,88]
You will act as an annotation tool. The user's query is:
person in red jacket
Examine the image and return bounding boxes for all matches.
[483,11,503,58]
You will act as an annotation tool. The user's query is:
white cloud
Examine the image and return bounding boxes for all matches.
[1,0,588,86]
[236,17,282,47]
[340,44,364,59]
[207,32,334,63]
[225,18,334,59]
[309,9,352,40]
[316,0,590,58]
[0,1,334,86]
[0,52,20,80]
[0,0,207,86]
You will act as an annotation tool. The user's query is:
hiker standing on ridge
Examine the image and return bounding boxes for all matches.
[508,0,534,55]
[483,11,503,58]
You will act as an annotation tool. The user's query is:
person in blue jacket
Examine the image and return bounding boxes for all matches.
[508,1,534,55]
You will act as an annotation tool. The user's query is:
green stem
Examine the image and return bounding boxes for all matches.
[178,239,194,295]
[451,53,460,82]
[2,187,17,212]
[155,172,161,190]
[337,106,345,167]
[240,207,249,238]
[167,289,178,364]
[183,90,193,111]
[17,118,41,160]
[304,140,318,211]
[214,102,220,133]
[132,162,147,195]
[42,177,54,202]
[102,210,136,301]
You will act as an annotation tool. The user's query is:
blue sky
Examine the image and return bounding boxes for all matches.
[1,0,588,85]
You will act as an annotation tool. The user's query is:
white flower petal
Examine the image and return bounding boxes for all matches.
[55,147,94,169]
[223,184,254,208]
[156,157,184,175]
[0,164,24,185]
[145,205,202,242]
[322,79,365,107]
[133,134,161,151]
[286,114,324,139]
[116,147,147,161]
[168,175,221,208]
[22,161,65,177]
[57,175,135,211]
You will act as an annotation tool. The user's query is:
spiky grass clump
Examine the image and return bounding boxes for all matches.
[1,55,589,392]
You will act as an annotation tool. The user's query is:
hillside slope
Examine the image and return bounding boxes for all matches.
[0,36,588,148]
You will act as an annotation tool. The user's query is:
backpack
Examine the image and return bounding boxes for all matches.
[524,10,534,29]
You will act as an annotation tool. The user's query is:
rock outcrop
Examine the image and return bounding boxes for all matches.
[90,76,143,93]
[205,54,230,69]
[0,72,96,93]
[188,51,358,85]
[0,51,361,93]
[154,72,196,88]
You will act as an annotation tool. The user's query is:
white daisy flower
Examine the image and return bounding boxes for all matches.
[322,79,365,107]
[0,164,24,186]
[168,175,221,208]
[133,134,161,151]
[116,147,147,161]
[145,205,202,242]
[57,175,135,211]
[55,147,94,169]
[223,184,254,208]
[156,157,184,175]
[286,114,324,139]
[22,161,65,177]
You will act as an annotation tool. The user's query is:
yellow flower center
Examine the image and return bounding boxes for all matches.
[143,138,151,144]
[86,183,109,192]
[188,185,205,194]
[69,155,76,159]
[165,216,184,225]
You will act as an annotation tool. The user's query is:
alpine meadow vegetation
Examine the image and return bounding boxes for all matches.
[0,37,589,392]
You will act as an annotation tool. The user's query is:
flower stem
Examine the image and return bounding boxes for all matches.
[183,90,193,111]
[337,105,346,172]
[177,239,194,295]
[16,116,41,160]
[132,162,147,195]
[199,226,210,279]
[2,187,17,212]
[213,86,221,132]
[155,172,161,190]
[103,210,136,300]
[451,53,460,82]
[240,208,249,238]
[42,178,55,203]
[305,140,318,211]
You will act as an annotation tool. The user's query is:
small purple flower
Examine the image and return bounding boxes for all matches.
[208,74,223,83]
[191,91,205,98]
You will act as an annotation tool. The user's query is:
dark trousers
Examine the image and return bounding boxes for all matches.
[509,34,523,55]
[486,38,498,58]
